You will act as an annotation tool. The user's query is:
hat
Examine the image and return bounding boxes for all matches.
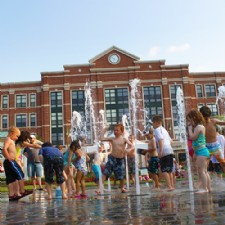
[30,134,36,139]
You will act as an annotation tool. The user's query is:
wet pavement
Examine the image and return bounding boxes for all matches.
[1,180,225,224]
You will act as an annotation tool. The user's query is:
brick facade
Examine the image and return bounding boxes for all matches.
[0,46,225,146]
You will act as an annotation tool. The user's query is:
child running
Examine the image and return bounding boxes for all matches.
[101,123,134,193]
[68,140,90,198]
[200,105,225,173]
[187,109,211,193]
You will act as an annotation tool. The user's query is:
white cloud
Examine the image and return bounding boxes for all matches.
[148,46,160,57]
[168,43,190,53]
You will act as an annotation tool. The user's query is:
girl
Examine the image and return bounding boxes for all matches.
[186,109,211,193]
[63,147,76,197]
[68,139,90,198]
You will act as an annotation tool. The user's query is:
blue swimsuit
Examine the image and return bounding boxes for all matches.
[192,133,210,158]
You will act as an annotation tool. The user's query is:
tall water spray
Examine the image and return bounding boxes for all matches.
[85,82,98,143]
[176,87,194,191]
[216,85,225,105]
[70,111,85,141]
[130,78,141,195]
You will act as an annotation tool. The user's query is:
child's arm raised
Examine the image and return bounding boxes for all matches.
[124,138,135,154]
[212,118,225,126]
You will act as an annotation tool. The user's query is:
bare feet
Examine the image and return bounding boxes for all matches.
[121,188,129,193]
[46,196,52,200]
[62,195,68,199]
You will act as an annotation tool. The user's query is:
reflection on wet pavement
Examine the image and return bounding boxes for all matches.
[1,181,225,224]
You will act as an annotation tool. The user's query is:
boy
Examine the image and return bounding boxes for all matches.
[152,115,174,191]
[200,106,225,172]
[2,126,32,200]
[142,127,160,189]
[101,123,134,193]
[39,142,67,200]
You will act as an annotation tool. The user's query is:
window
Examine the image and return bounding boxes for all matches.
[205,84,216,97]
[16,114,27,127]
[105,88,129,126]
[196,85,203,98]
[51,92,62,108]
[16,95,27,108]
[50,92,63,145]
[72,90,85,116]
[2,115,8,129]
[2,95,9,109]
[30,94,36,107]
[207,104,218,116]
[51,112,63,128]
[143,86,163,122]
[30,113,36,127]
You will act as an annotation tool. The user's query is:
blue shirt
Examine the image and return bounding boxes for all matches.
[39,146,63,158]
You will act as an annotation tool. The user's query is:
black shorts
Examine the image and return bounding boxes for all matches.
[3,159,24,185]
[159,154,174,173]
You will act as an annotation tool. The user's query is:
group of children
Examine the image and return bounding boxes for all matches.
[3,105,225,201]
[187,106,225,193]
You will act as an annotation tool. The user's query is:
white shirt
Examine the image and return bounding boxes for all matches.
[154,126,174,156]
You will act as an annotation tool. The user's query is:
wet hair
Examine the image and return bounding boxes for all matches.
[186,109,205,126]
[70,140,81,152]
[42,142,53,147]
[199,106,211,118]
[152,115,163,123]
[114,123,124,133]
[15,130,30,145]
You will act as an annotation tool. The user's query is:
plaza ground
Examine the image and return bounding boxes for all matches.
[1,180,225,224]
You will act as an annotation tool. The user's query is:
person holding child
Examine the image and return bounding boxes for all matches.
[187,109,211,193]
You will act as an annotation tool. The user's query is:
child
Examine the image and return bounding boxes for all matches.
[39,142,67,200]
[187,109,211,193]
[101,123,134,193]
[142,127,160,189]
[200,105,225,173]
[2,126,32,201]
[92,142,111,194]
[152,115,174,191]
[63,147,76,197]
[208,126,225,181]
[127,135,135,186]
[68,140,90,198]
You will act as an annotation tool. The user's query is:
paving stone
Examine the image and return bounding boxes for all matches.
[1,181,225,224]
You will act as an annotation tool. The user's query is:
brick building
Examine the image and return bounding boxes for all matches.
[0,46,225,149]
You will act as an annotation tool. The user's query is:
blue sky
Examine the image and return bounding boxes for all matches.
[1,0,225,83]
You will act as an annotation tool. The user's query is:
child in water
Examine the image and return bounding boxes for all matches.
[68,139,90,198]
[186,109,211,193]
